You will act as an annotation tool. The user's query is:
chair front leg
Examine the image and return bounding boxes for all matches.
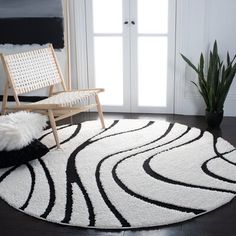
[95,94,105,129]
[48,109,60,148]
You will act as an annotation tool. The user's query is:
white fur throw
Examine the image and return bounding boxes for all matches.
[0,112,48,151]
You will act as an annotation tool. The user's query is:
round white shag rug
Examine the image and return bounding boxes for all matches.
[0,119,235,229]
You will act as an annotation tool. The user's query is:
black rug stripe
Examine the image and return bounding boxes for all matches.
[144,133,236,195]
[62,120,119,226]
[38,124,72,141]
[62,151,95,225]
[112,128,205,214]
[92,121,154,142]
[0,165,21,183]
[39,159,56,219]
[144,154,236,196]
[62,180,74,224]
[202,157,236,184]
[94,120,119,137]
[20,163,36,211]
[220,152,236,166]
[95,121,155,227]
[201,137,236,184]
[213,137,236,166]
[113,165,204,215]
[49,124,82,150]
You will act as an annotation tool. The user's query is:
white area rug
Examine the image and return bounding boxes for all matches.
[0,119,235,229]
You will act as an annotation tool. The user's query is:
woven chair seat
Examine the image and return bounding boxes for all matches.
[34,90,97,107]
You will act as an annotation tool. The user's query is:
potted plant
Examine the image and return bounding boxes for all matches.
[181,40,236,127]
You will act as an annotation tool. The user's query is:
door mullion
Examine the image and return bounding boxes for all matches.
[129,0,138,113]
[123,0,132,112]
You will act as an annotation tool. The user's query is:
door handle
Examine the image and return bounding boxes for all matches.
[124,21,135,25]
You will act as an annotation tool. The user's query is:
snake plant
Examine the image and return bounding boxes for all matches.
[181,41,236,113]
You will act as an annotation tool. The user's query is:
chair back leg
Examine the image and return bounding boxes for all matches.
[1,82,9,115]
[48,109,60,148]
[95,94,105,129]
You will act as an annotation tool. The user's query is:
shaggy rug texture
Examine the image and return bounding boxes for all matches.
[0,119,235,229]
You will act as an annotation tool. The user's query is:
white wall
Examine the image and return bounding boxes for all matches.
[175,0,236,116]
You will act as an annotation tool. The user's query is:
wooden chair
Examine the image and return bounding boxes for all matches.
[0,44,105,148]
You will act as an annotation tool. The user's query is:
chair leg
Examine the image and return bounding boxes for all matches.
[48,109,60,148]
[95,94,105,129]
[1,82,9,115]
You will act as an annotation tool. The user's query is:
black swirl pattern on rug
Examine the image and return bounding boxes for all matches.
[112,127,206,214]
[0,165,20,183]
[144,139,236,195]
[95,121,155,227]
[62,120,156,226]
[201,136,236,184]
[62,120,119,226]
[49,124,82,150]
[0,120,235,229]
[38,124,72,141]
[20,163,35,211]
[0,123,84,220]
[38,158,56,219]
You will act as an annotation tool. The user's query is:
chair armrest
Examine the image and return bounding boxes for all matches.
[78,88,105,93]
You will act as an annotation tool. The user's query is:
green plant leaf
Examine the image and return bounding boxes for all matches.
[213,40,218,56]
[200,53,204,71]
[218,63,236,110]
[191,81,209,109]
[180,54,199,74]
[231,54,236,64]
[227,52,230,66]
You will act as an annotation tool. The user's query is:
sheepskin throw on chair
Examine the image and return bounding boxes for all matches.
[0,0,64,49]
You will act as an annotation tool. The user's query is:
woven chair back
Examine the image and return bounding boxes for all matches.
[2,47,63,94]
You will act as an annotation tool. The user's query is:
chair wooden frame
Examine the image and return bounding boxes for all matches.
[0,44,105,148]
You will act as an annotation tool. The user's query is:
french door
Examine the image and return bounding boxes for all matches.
[86,0,176,113]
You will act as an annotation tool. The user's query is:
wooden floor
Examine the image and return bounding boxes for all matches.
[1,112,236,236]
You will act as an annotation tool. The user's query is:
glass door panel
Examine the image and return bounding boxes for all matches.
[93,0,122,33]
[94,37,123,105]
[138,37,167,107]
[138,0,168,34]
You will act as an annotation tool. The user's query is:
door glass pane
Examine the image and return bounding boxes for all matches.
[93,0,122,33]
[138,37,167,107]
[94,36,123,105]
[138,0,168,34]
